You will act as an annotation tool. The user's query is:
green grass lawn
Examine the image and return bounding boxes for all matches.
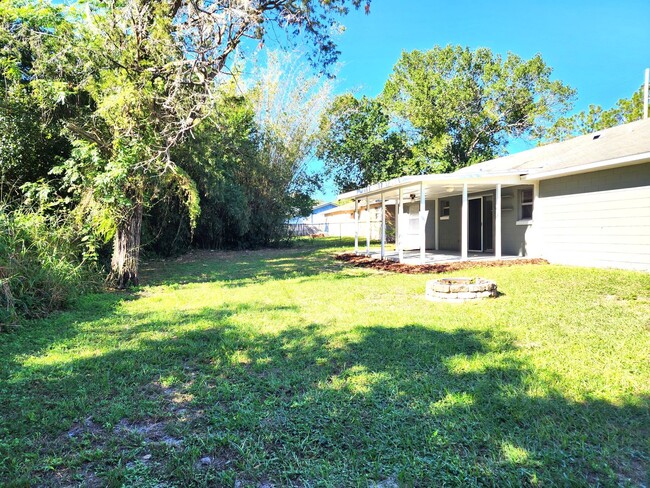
[1,238,649,487]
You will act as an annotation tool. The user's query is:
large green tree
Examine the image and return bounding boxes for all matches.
[1,0,371,287]
[545,86,645,142]
[317,93,417,192]
[381,45,576,172]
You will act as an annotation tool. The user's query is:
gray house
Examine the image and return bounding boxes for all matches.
[339,118,650,271]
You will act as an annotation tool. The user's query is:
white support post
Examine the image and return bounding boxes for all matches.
[394,192,399,256]
[380,193,386,259]
[461,183,468,260]
[354,199,359,255]
[397,188,404,263]
[434,197,440,251]
[495,184,502,260]
[365,196,371,256]
[419,182,426,264]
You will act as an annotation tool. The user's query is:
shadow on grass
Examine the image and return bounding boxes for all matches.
[139,244,363,289]
[1,303,648,486]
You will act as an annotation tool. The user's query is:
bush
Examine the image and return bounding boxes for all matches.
[0,206,101,329]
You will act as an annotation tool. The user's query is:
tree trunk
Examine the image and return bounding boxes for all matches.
[110,202,143,288]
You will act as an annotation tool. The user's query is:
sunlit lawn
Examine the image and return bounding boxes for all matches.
[1,238,649,486]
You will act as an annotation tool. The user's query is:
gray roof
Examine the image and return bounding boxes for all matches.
[455,118,650,177]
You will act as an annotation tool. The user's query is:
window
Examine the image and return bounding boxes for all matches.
[440,200,450,220]
[519,189,533,220]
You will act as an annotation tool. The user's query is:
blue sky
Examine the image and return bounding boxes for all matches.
[311,0,650,200]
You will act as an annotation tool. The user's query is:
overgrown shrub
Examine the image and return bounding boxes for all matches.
[0,206,101,329]
[143,97,299,256]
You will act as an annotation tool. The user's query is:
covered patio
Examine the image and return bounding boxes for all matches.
[340,171,534,264]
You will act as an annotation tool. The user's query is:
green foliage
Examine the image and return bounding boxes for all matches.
[317,46,576,193]
[0,205,100,328]
[0,95,71,200]
[145,94,301,255]
[381,45,576,172]
[248,51,332,215]
[318,94,420,192]
[0,1,73,201]
[545,86,645,142]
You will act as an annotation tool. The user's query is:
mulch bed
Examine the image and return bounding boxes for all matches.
[334,253,548,274]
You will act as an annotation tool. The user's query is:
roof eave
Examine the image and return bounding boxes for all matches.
[337,172,526,201]
[523,151,650,181]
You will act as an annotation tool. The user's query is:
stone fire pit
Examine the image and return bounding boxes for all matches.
[426,277,497,303]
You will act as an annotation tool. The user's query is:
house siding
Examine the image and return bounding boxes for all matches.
[500,185,534,256]
[435,186,533,255]
[536,162,650,270]
[438,196,461,250]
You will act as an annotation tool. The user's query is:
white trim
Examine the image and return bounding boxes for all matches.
[419,181,426,264]
[354,199,359,255]
[397,188,404,263]
[380,192,386,259]
[495,184,502,259]
[461,184,468,260]
[439,215,449,221]
[516,219,533,226]
[434,198,439,251]
[337,173,524,200]
[524,151,650,181]
[365,196,370,255]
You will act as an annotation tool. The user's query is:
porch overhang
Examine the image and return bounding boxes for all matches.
[337,171,527,201]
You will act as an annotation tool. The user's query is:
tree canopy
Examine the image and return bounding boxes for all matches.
[317,94,417,192]
[545,86,645,142]
[317,45,576,193]
[381,45,576,172]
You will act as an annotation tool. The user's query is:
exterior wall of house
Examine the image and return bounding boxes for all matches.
[438,195,462,250]
[500,185,534,256]
[435,186,533,255]
[534,162,650,270]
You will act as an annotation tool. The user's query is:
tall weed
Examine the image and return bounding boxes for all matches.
[0,206,101,329]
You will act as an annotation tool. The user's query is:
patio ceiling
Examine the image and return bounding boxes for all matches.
[338,172,526,202]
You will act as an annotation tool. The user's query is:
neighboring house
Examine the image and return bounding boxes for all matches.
[339,118,650,271]
[289,202,338,225]
[321,201,396,239]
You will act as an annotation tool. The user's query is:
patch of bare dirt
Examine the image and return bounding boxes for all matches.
[335,253,548,274]
[65,416,105,440]
[114,418,183,446]
[614,455,648,487]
